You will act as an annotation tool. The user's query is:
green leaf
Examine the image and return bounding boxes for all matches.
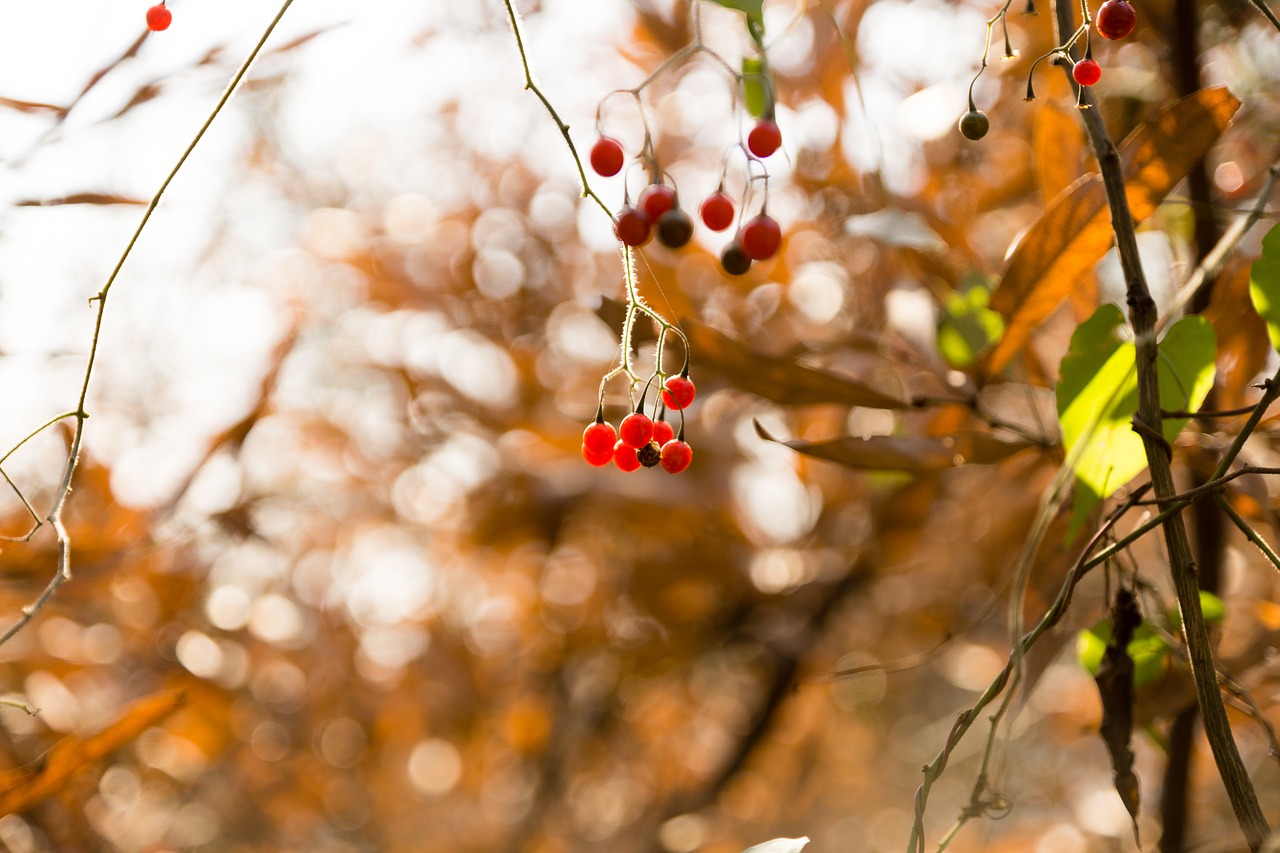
[1169,590,1226,632]
[1056,305,1215,531]
[938,281,1005,368]
[1076,621,1169,688]
[709,0,765,32]
[742,56,770,118]
[1248,222,1280,351]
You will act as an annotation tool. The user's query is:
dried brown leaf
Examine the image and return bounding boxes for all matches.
[754,420,1032,472]
[988,88,1241,372]
[1095,587,1141,845]
[688,322,907,409]
[0,690,186,813]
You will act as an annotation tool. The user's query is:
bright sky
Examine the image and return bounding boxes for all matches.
[0,0,982,509]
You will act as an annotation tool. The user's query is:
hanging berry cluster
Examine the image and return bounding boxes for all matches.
[577,2,784,474]
[958,0,1138,141]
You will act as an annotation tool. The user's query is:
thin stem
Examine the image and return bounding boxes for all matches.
[1160,162,1280,330]
[1214,491,1280,575]
[1246,0,1280,32]
[0,0,297,650]
[1051,0,1269,845]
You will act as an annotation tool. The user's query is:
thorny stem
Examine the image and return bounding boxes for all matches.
[1051,0,1269,846]
[0,0,297,650]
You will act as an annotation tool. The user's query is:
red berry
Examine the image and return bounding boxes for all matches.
[660,439,693,474]
[700,191,735,232]
[614,206,652,247]
[740,214,782,261]
[619,412,654,448]
[146,3,172,31]
[613,441,641,472]
[656,209,694,249]
[651,419,675,447]
[661,375,696,410]
[747,119,782,158]
[1073,59,1102,87]
[639,184,677,222]
[583,421,617,456]
[590,137,625,177]
[1095,0,1136,40]
[582,442,613,467]
[721,241,752,275]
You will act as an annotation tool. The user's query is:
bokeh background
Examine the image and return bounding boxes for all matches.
[0,1,1278,851]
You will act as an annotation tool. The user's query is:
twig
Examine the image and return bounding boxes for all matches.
[1161,162,1280,330]
[0,0,298,650]
[1214,491,1280,575]
[907,486,1143,851]
[1051,0,1269,846]
[1246,0,1280,32]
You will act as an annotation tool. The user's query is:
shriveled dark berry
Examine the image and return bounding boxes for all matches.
[656,209,694,249]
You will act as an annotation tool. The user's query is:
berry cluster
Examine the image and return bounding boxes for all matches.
[591,115,784,275]
[146,2,172,31]
[576,7,783,474]
[958,0,1138,141]
[581,374,696,474]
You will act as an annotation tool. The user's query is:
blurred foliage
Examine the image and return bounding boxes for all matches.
[0,2,1279,852]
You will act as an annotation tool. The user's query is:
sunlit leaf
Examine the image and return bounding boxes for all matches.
[1248,222,1280,351]
[1077,620,1169,688]
[0,690,186,814]
[688,323,908,409]
[937,280,1005,368]
[989,88,1241,372]
[1056,304,1215,530]
[1032,99,1084,202]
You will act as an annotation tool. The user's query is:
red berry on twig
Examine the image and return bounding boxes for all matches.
[639,184,677,222]
[660,439,693,474]
[700,191,735,232]
[613,441,641,472]
[740,214,782,261]
[662,375,696,410]
[619,412,655,448]
[590,137,625,177]
[1095,0,1136,40]
[1073,59,1102,87]
[651,419,675,447]
[146,3,172,31]
[614,206,653,247]
[748,118,782,158]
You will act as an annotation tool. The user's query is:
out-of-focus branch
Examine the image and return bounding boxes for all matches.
[0,0,298,650]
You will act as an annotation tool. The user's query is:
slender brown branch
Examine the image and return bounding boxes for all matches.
[1246,0,1280,32]
[0,0,298,650]
[1214,491,1280,575]
[907,486,1144,851]
[1051,0,1269,846]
